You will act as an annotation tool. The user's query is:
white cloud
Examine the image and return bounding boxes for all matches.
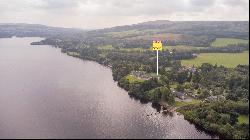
[0,0,249,29]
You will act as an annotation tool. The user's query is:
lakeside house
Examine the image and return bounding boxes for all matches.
[130,71,153,80]
[185,89,198,99]
[172,90,186,100]
[203,95,225,102]
[107,65,112,68]
[206,95,218,102]
[192,53,198,57]
[181,66,200,73]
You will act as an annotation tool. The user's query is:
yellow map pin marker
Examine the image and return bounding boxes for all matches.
[152,41,163,51]
[152,40,163,76]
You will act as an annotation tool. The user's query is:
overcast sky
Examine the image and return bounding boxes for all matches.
[0,0,249,29]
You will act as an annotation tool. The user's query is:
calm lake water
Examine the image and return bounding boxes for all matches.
[0,37,218,139]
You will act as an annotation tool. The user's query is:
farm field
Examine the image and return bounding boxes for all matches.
[181,51,249,68]
[174,99,201,108]
[164,45,204,52]
[97,45,113,50]
[125,75,145,83]
[211,38,249,47]
[238,115,249,124]
[106,29,142,38]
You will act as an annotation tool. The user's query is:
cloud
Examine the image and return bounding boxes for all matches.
[32,0,81,9]
[189,0,215,7]
[0,0,249,29]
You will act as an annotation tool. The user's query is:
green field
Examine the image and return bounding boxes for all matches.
[212,38,249,47]
[163,45,195,51]
[120,47,147,52]
[125,75,145,83]
[98,45,113,50]
[181,52,249,68]
[164,45,204,52]
[238,115,249,124]
[174,99,201,107]
[106,29,141,38]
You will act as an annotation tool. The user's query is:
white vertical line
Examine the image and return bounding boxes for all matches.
[157,50,158,75]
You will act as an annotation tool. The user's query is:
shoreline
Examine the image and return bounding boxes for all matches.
[30,40,222,138]
[60,48,222,138]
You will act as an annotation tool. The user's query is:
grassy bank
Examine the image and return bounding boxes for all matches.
[211,38,249,47]
[181,52,249,68]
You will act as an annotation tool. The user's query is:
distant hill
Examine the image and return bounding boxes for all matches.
[91,20,249,38]
[85,20,249,47]
[1,21,249,48]
[0,23,83,38]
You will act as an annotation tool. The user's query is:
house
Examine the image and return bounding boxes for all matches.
[217,95,226,100]
[130,71,153,80]
[181,66,199,73]
[131,71,146,77]
[185,89,193,94]
[185,89,199,99]
[172,90,186,100]
[204,96,218,102]
[192,53,198,57]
